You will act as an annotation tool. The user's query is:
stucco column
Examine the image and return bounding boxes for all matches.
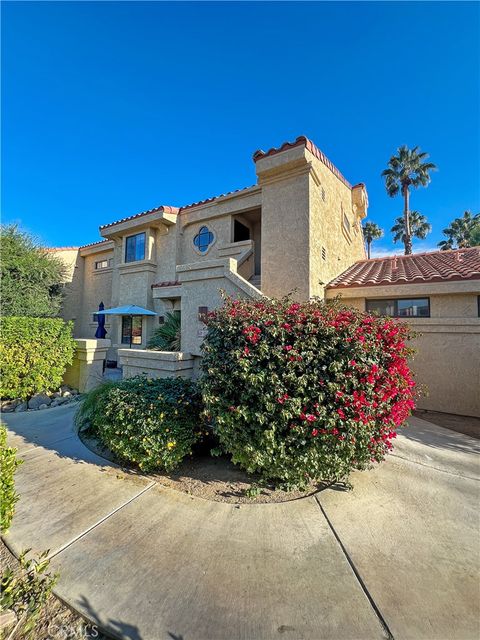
[63,339,111,393]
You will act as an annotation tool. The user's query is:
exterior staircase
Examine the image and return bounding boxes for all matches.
[249,274,261,290]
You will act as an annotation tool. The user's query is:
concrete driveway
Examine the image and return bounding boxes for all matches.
[2,406,479,640]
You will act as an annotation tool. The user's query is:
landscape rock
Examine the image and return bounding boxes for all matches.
[56,396,70,405]
[39,404,49,410]
[62,391,72,398]
[1,399,19,413]
[14,402,28,413]
[28,393,52,410]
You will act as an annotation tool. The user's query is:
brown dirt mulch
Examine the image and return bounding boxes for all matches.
[80,431,331,504]
[0,540,107,640]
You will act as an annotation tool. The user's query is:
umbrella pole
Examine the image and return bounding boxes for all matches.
[129,315,132,349]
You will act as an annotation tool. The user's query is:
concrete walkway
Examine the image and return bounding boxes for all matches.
[2,406,479,640]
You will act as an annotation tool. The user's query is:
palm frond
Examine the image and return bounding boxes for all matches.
[147,312,181,352]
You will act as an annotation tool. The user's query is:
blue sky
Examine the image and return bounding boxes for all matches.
[2,1,479,255]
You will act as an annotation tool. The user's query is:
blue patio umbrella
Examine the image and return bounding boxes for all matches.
[94,301,107,339]
[93,304,157,348]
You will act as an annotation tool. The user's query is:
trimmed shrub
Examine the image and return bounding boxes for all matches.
[0,317,76,400]
[201,296,416,488]
[0,423,23,533]
[76,376,203,472]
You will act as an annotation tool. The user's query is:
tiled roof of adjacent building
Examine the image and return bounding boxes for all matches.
[99,205,179,231]
[44,246,79,252]
[327,247,480,289]
[253,135,354,190]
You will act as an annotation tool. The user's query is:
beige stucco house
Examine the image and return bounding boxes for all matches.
[54,136,368,358]
[52,135,480,416]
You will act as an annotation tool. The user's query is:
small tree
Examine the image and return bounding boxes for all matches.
[0,225,66,317]
[147,311,181,351]
[362,222,384,259]
[391,211,431,251]
[382,146,437,255]
[438,211,480,250]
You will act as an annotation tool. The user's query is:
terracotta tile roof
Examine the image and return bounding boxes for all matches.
[100,205,179,231]
[327,247,480,289]
[151,280,181,288]
[179,185,257,212]
[79,239,112,250]
[44,246,79,252]
[253,135,353,189]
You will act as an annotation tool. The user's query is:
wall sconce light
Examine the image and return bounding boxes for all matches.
[198,306,208,323]
[158,316,165,325]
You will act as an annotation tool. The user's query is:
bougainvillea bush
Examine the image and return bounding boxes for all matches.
[201,296,416,489]
[76,377,203,472]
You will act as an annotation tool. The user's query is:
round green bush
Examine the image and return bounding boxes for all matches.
[0,317,76,400]
[201,296,416,489]
[77,376,203,472]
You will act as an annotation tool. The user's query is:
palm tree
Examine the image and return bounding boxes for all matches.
[382,146,437,255]
[362,221,384,259]
[147,311,181,351]
[391,211,431,250]
[437,211,480,250]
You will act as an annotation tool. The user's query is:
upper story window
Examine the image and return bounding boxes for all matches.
[193,226,215,254]
[366,297,430,318]
[125,232,146,263]
[95,258,112,270]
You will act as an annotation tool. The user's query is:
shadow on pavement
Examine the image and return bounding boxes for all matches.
[401,416,480,457]
[76,594,144,640]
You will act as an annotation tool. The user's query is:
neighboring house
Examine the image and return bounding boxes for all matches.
[326,248,480,417]
[53,135,368,359]
[51,135,480,416]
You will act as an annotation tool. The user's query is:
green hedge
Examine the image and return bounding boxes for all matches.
[0,317,76,400]
[76,376,204,472]
[0,423,22,533]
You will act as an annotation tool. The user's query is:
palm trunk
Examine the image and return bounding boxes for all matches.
[402,184,412,255]
[367,239,371,259]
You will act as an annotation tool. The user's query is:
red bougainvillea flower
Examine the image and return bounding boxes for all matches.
[201,295,416,489]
